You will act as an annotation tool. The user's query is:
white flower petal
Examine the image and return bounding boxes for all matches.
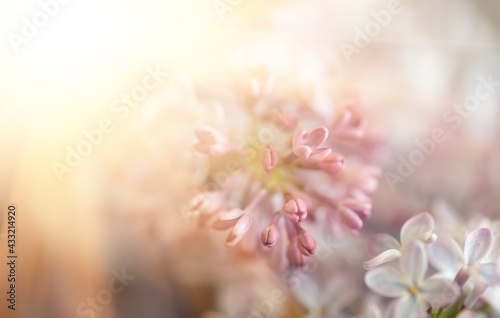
[400,241,427,285]
[484,233,500,263]
[400,212,434,245]
[421,278,459,309]
[393,296,424,318]
[363,249,401,270]
[464,228,493,265]
[464,281,489,308]
[365,267,408,297]
[427,232,464,276]
[365,233,401,257]
[478,263,500,285]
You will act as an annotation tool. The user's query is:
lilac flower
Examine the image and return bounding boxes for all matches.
[292,126,332,161]
[363,212,437,270]
[365,241,459,318]
[427,228,500,307]
[187,69,379,268]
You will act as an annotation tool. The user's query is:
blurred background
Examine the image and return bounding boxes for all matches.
[0,0,499,317]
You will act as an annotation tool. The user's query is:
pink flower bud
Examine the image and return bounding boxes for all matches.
[296,229,317,256]
[341,199,372,219]
[261,224,280,247]
[317,153,345,175]
[284,198,308,222]
[339,206,363,231]
[259,144,280,173]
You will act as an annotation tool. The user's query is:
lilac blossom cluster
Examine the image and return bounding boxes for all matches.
[364,212,500,318]
[186,68,380,268]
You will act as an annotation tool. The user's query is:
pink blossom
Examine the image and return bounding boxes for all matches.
[292,126,332,161]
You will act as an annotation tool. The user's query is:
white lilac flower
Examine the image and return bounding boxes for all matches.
[427,228,500,307]
[363,212,437,270]
[365,241,459,318]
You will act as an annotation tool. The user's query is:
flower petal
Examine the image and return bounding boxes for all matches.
[364,267,408,297]
[217,208,245,221]
[427,231,464,276]
[292,128,308,148]
[464,228,493,265]
[232,214,251,237]
[421,278,459,309]
[306,126,329,149]
[365,233,401,258]
[294,145,312,159]
[464,281,489,308]
[363,249,401,270]
[400,212,435,245]
[484,233,500,263]
[393,295,423,318]
[212,218,238,230]
[308,148,332,162]
[477,262,500,285]
[400,241,427,285]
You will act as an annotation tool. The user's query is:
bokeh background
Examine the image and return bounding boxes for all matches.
[1,0,499,317]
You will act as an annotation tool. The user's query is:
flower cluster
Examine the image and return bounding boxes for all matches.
[364,212,500,318]
[186,67,380,268]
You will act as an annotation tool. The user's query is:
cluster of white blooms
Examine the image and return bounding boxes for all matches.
[364,212,500,318]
